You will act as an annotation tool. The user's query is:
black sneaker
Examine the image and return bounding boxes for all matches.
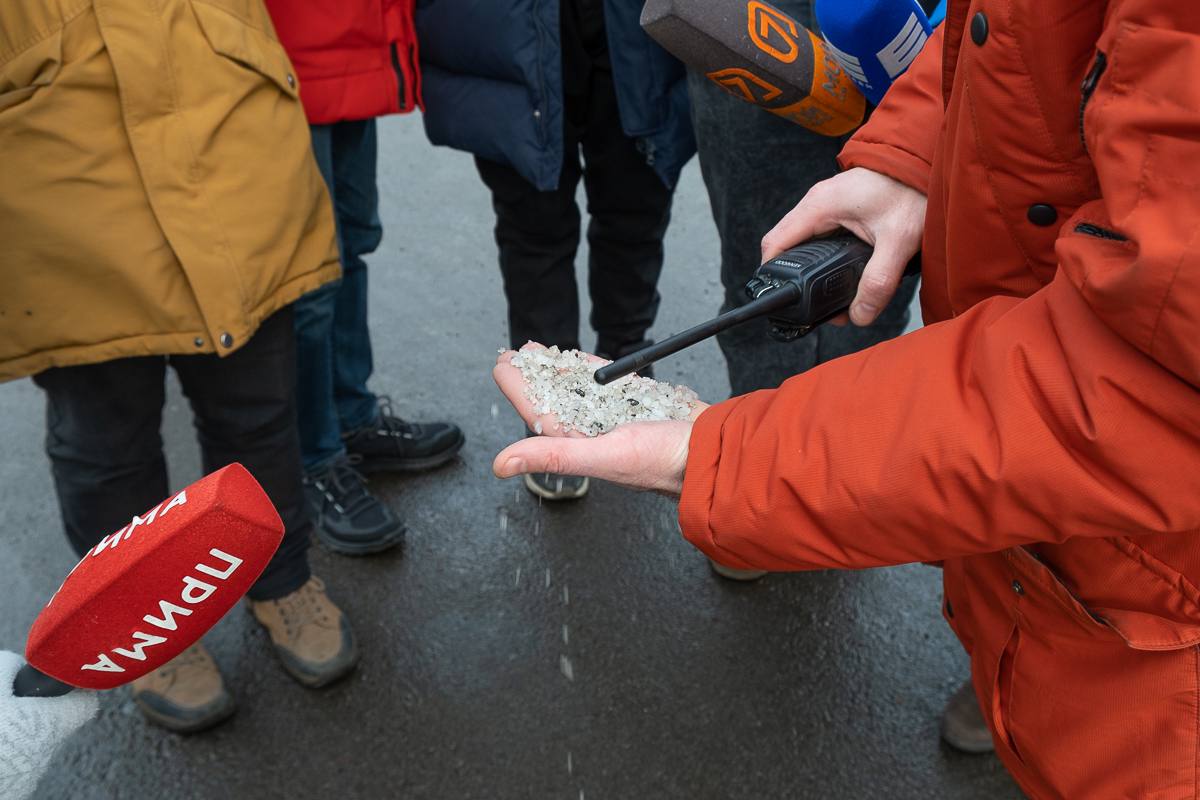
[343,397,465,474]
[303,458,405,555]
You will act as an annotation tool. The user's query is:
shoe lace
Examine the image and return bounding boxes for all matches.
[273,577,334,639]
[373,395,417,439]
[313,460,376,518]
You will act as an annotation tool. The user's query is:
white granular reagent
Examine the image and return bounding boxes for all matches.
[510,346,699,436]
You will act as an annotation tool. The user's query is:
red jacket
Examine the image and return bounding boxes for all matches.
[263,0,420,124]
[680,1,1200,797]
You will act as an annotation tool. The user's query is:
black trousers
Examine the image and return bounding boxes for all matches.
[475,0,674,358]
[32,309,311,601]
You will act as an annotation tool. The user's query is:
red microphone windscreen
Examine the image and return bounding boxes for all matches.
[24,464,284,690]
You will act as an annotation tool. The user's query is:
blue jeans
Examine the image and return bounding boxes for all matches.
[294,119,382,471]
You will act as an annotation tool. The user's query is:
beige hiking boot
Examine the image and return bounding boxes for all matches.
[675,517,768,582]
[708,558,769,582]
[131,642,235,734]
[940,680,995,754]
[249,576,358,688]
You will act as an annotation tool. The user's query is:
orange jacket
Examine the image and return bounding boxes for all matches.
[679,2,1200,797]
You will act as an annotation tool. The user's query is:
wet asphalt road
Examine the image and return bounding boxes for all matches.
[1,115,1023,799]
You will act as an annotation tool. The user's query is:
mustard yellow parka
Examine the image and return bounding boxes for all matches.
[0,0,340,381]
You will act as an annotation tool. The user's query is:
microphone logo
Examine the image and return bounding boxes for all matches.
[77,548,244,675]
[822,36,871,91]
[89,488,189,559]
[746,1,800,64]
[706,68,784,105]
[877,12,928,79]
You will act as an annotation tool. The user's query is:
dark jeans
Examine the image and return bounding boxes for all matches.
[293,119,382,471]
[686,0,917,395]
[475,0,674,356]
[32,309,311,601]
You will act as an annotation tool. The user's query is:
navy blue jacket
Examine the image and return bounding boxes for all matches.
[416,0,695,191]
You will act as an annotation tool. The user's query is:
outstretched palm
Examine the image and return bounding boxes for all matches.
[491,344,708,497]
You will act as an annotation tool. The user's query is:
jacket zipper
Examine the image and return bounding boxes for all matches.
[390,42,407,109]
[1078,51,1106,147]
[1075,222,1127,241]
[409,42,421,105]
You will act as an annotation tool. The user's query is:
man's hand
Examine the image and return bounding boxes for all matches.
[491,346,708,498]
[0,651,98,800]
[762,167,927,326]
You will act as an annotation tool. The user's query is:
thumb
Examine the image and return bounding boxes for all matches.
[493,437,585,479]
[760,199,837,263]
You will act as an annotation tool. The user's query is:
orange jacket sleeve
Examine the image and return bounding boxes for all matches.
[678,5,1200,572]
[835,25,945,194]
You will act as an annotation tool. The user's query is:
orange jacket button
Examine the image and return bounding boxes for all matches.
[1012,580,1024,595]
[971,12,989,45]
[1027,204,1058,226]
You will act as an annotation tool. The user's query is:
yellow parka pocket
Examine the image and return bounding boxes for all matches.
[0,30,62,114]
[191,1,300,99]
